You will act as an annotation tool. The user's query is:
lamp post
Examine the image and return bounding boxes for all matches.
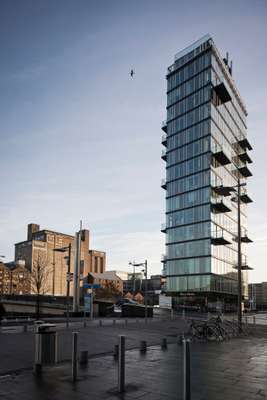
[129,260,148,324]
[215,179,248,332]
[53,244,72,328]
[236,179,242,332]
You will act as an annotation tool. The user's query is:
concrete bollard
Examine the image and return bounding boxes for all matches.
[79,350,88,366]
[118,335,125,393]
[161,338,168,350]
[72,332,78,382]
[114,344,119,359]
[55,332,58,364]
[183,339,191,400]
[113,319,116,327]
[99,320,102,327]
[140,340,147,353]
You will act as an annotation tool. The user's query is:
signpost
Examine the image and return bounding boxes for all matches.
[84,283,101,289]
[83,284,101,321]
[84,293,91,313]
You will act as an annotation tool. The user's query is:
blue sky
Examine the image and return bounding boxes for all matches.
[0,0,266,281]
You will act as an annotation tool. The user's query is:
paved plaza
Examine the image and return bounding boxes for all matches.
[0,318,267,399]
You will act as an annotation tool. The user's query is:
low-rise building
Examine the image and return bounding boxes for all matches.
[14,223,106,296]
[0,262,11,295]
[123,274,163,305]
[0,261,30,295]
[86,271,123,295]
[248,283,267,310]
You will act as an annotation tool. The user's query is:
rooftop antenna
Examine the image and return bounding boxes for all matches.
[230,60,233,75]
[223,51,229,66]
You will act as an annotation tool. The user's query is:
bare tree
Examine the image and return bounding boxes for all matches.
[30,252,51,320]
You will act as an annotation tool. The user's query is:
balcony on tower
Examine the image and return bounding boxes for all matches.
[161,120,167,133]
[240,188,253,204]
[212,185,234,197]
[237,164,253,178]
[233,256,253,271]
[211,228,232,246]
[233,229,253,244]
[161,149,167,161]
[238,151,252,164]
[241,234,253,243]
[213,81,232,104]
[211,200,231,214]
[212,143,231,166]
[161,178,167,190]
[236,135,253,151]
[161,254,167,264]
[161,133,167,147]
[161,223,167,233]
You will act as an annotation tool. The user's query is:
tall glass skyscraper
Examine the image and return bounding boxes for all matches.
[161,35,252,311]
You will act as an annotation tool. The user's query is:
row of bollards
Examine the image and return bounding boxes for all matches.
[115,335,191,398]
[98,319,130,327]
[38,329,191,398]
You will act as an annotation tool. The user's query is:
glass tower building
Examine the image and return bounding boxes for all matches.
[161,35,253,310]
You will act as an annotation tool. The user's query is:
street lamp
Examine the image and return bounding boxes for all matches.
[129,260,148,323]
[53,244,72,328]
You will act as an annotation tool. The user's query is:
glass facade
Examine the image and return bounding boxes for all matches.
[162,35,251,308]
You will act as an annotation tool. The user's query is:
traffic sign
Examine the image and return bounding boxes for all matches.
[83,283,101,289]
[66,272,73,282]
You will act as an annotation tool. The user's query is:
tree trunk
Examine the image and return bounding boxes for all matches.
[36,294,40,320]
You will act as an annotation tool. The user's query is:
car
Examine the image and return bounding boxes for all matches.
[116,298,137,307]
[34,320,45,325]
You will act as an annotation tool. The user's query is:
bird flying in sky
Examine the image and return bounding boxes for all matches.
[130,69,135,78]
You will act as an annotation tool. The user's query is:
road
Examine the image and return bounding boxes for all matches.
[0,317,188,375]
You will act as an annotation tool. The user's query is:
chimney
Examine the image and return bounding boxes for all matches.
[81,229,90,249]
[27,223,40,241]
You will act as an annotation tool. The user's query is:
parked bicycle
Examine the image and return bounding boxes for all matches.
[185,314,249,342]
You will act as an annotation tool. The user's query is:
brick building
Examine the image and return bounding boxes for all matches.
[88,250,106,274]
[0,262,11,295]
[87,272,123,295]
[14,223,106,296]
[0,260,30,295]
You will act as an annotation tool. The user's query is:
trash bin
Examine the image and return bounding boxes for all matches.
[35,323,57,366]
